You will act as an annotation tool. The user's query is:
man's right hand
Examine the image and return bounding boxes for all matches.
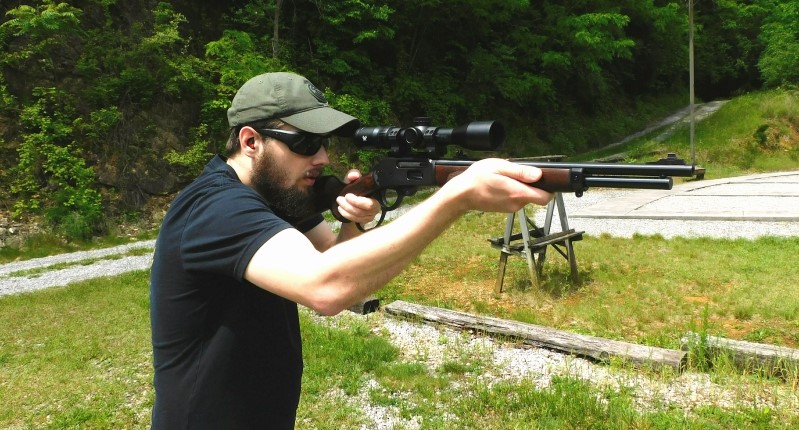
[443,158,554,214]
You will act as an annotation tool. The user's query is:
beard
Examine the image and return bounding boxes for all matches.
[250,152,318,221]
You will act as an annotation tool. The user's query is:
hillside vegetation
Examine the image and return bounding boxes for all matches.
[0,0,798,240]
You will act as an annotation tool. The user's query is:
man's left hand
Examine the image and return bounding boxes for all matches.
[336,170,381,225]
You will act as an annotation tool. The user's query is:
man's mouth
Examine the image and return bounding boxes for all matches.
[302,170,322,186]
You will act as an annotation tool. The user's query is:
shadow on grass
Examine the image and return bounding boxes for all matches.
[506,265,594,299]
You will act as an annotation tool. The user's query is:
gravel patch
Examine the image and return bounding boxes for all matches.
[0,240,154,296]
[0,240,155,277]
[311,311,798,427]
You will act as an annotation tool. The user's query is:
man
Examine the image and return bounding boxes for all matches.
[149,72,552,429]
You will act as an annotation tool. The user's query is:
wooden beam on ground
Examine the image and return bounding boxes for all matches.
[682,332,799,375]
[384,300,687,371]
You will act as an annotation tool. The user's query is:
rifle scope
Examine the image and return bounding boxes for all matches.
[353,118,505,155]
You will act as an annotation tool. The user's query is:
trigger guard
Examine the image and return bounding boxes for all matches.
[378,190,404,211]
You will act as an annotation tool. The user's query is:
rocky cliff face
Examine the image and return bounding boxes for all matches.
[0,216,40,249]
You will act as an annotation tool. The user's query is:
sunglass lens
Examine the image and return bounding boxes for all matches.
[293,135,328,156]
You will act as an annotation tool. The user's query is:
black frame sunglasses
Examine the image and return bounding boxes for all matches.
[254,128,329,156]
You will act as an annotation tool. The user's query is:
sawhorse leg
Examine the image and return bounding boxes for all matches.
[495,208,540,293]
[494,211,513,293]
[537,194,580,284]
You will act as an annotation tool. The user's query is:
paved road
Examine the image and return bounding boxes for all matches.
[535,170,799,239]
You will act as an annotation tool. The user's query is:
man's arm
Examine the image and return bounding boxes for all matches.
[245,159,552,316]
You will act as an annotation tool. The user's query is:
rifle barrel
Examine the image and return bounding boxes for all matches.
[515,161,695,177]
[585,176,672,190]
[436,159,695,178]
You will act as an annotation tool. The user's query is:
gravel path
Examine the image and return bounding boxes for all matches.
[8,189,790,298]
[0,240,155,297]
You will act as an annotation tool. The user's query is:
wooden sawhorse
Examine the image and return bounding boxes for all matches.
[488,193,584,292]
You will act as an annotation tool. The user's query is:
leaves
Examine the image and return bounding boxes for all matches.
[1,0,797,229]
[758,1,799,87]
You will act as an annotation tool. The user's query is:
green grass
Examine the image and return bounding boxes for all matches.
[0,271,153,429]
[2,277,797,429]
[379,212,799,351]
[574,88,799,179]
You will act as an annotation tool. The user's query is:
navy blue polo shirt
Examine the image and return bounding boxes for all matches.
[149,156,322,429]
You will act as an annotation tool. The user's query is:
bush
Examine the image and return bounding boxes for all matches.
[11,87,103,240]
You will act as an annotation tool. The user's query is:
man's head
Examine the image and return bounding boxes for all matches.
[226,72,359,155]
[225,72,359,219]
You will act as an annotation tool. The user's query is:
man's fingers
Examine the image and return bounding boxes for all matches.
[336,194,381,223]
[491,159,543,184]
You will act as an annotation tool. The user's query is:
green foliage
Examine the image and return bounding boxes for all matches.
[693,0,771,97]
[164,124,214,174]
[203,29,285,135]
[0,1,81,68]
[1,0,798,222]
[758,1,799,87]
[145,3,207,98]
[302,0,396,79]
[0,74,15,114]
[76,2,206,107]
[11,87,102,240]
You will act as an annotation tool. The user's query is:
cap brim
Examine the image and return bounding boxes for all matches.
[281,106,360,136]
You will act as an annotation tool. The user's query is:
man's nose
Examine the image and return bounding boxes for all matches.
[312,145,330,165]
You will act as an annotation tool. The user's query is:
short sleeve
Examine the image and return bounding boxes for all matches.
[181,185,292,280]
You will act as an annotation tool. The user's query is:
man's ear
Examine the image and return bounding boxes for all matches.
[238,126,259,155]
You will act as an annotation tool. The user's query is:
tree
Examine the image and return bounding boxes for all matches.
[758,0,799,87]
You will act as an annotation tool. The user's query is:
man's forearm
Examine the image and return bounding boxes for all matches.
[335,222,365,244]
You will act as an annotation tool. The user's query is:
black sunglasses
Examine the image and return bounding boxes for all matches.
[254,128,329,156]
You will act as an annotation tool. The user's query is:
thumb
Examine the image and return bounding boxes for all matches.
[344,169,362,184]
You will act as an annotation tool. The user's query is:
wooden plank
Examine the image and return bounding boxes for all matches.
[681,332,799,375]
[488,229,584,250]
[384,300,687,371]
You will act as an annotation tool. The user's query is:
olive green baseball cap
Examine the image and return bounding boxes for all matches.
[227,72,360,135]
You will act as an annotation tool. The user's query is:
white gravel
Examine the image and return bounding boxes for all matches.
[311,311,798,429]
[0,240,154,296]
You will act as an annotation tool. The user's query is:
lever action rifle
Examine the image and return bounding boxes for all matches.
[313,118,695,226]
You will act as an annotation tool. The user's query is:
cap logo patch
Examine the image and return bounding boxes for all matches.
[307,83,327,104]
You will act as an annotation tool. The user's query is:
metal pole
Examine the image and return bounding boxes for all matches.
[689,0,696,165]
